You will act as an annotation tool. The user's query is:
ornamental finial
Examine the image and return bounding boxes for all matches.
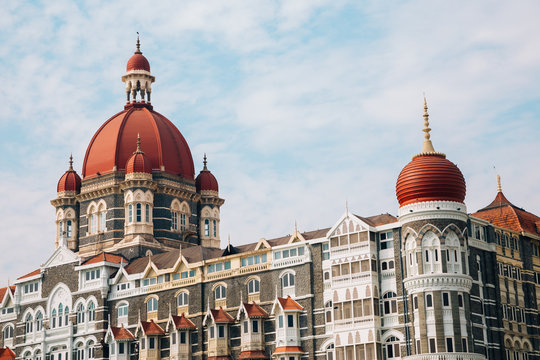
[134,133,143,154]
[497,174,502,193]
[203,153,208,171]
[69,154,73,171]
[421,97,436,153]
[135,32,141,54]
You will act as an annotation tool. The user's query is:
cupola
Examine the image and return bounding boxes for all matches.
[195,154,219,193]
[125,134,153,179]
[396,99,466,207]
[57,155,82,193]
[122,35,155,103]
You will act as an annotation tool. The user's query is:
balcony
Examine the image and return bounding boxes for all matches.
[404,273,472,294]
[404,353,486,360]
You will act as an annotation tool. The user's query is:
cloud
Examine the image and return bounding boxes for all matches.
[1,0,540,286]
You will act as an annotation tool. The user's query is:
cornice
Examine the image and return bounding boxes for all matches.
[403,273,473,294]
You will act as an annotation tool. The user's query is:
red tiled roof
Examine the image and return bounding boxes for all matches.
[472,191,540,236]
[141,320,165,335]
[277,296,303,311]
[84,252,126,265]
[273,346,304,354]
[243,302,268,318]
[111,326,135,340]
[239,350,268,359]
[172,314,196,330]
[211,307,234,323]
[355,213,398,227]
[17,269,40,280]
[0,348,15,360]
[207,357,230,360]
[0,286,15,302]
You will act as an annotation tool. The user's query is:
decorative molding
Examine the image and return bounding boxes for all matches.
[398,201,467,223]
[403,273,473,294]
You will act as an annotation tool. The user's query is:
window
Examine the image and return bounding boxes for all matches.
[380,231,393,250]
[67,220,73,238]
[85,269,100,281]
[429,338,436,353]
[91,214,97,233]
[446,338,454,352]
[462,338,467,353]
[118,343,125,355]
[210,326,215,339]
[77,304,85,324]
[383,292,398,314]
[243,320,249,333]
[322,243,330,260]
[442,292,450,307]
[136,203,142,222]
[218,325,225,338]
[252,319,259,333]
[25,314,33,333]
[248,279,260,294]
[385,336,400,358]
[117,283,130,291]
[147,298,158,312]
[145,204,150,222]
[204,219,210,236]
[426,294,433,308]
[142,277,157,287]
[177,292,189,306]
[458,294,464,308]
[99,211,106,231]
[413,296,418,310]
[241,254,268,267]
[149,337,155,349]
[213,220,217,237]
[215,285,226,300]
[3,325,14,339]
[118,303,128,318]
[36,312,43,331]
[180,331,187,344]
[128,204,133,223]
[325,301,333,323]
[278,315,284,328]
[281,273,295,288]
[172,211,178,230]
[180,213,186,230]
[208,261,231,273]
[287,314,294,327]
[88,302,95,321]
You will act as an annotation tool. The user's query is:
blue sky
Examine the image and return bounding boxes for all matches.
[1,0,540,285]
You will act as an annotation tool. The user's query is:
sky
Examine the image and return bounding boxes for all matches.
[1,0,539,286]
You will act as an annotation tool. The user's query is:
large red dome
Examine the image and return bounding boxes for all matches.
[82,103,194,179]
[396,154,466,207]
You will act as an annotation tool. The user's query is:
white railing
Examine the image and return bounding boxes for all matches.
[404,353,486,360]
[273,255,310,269]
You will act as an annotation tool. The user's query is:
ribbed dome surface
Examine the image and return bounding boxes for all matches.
[396,154,466,207]
[82,103,194,179]
[126,53,150,72]
[57,170,81,193]
[196,170,218,192]
[126,151,152,174]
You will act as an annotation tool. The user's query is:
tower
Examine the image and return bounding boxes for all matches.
[396,99,473,356]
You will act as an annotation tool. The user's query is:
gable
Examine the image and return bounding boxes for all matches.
[42,245,80,269]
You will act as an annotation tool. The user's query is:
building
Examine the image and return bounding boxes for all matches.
[0,39,539,360]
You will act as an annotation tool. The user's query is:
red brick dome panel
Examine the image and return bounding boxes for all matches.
[57,170,81,192]
[82,104,194,179]
[126,53,150,72]
[396,154,466,207]
[196,170,218,192]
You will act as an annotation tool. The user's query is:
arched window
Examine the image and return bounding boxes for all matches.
[147,298,158,312]
[35,311,43,331]
[58,304,63,327]
[87,302,96,321]
[23,351,32,360]
[385,336,401,358]
[382,262,388,270]
[128,204,133,223]
[35,350,42,360]
[25,313,33,333]
[214,285,226,300]
[383,292,398,314]
[64,306,69,325]
[51,309,57,328]
[59,221,64,238]
[426,294,433,308]
[99,211,106,231]
[87,341,95,359]
[91,214,97,233]
[326,344,334,360]
[204,219,210,236]
[177,292,189,307]
[171,210,178,230]
[2,325,13,339]
[77,304,85,324]
[325,301,333,323]
[281,272,295,289]
[75,343,84,360]
[136,203,142,222]
[248,279,260,294]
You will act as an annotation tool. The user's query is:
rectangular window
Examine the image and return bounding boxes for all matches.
[145,204,150,222]
[149,338,155,349]
[429,338,436,353]
[216,262,223,272]
[413,296,418,310]
[458,294,464,308]
[118,343,125,354]
[278,315,284,328]
[287,314,294,327]
[243,320,248,333]
[189,270,195,277]
[171,332,176,345]
[462,338,467,353]
[426,294,433,308]
[252,319,259,333]
[283,249,290,258]
[172,211,178,230]
[224,261,231,270]
[218,325,225,338]
[180,331,187,344]
[446,338,454,352]
[141,338,145,350]
[290,248,297,257]
[298,246,305,256]
[136,203,142,222]
[442,292,450,307]
[210,326,215,339]
[208,264,215,273]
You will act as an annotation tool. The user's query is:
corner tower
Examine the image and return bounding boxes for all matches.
[396,99,475,357]
[51,37,224,259]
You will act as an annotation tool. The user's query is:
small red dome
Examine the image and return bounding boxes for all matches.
[396,154,466,207]
[196,156,218,192]
[82,103,194,179]
[126,148,152,175]
[126,53,150,72]
[57,162,82,193]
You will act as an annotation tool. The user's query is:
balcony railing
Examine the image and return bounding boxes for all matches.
[404,353,486,360]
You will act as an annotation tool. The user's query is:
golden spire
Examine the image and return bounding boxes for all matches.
[68,154,73,171]
[497,174,502,193]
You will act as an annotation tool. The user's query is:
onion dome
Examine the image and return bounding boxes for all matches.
[83,37,193,180]
[195,154,219,192]
[125,134,152,174]
[57,155,82,193]
[126,37,150,72]
[396,99,466,207]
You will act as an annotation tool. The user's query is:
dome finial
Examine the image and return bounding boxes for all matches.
[135,32,141,54]
[69,153,73,171]
[203,153,208,170]
[421,96,436,154]
[135,133,143,153]
[497,174,502,193]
